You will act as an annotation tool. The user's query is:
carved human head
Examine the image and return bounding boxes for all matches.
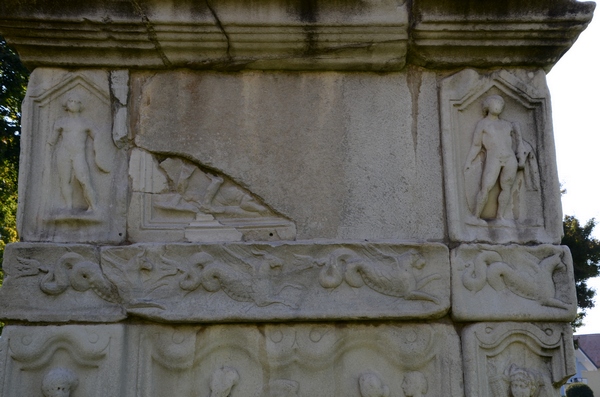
[358,373,389,397]
[63,93,83,113]
[482,95,505,116]
[41,367,79,397]
[401,371,428,397]
[508,365,537,397]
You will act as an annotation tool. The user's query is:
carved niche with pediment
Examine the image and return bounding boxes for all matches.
[440,69,562,244]
[18,69,128,243]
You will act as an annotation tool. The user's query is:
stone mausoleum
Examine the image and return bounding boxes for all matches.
[0,0,595,396]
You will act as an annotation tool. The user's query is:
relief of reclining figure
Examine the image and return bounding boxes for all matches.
[153,157,270,218]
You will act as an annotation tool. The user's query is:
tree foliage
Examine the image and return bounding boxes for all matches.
[562,215,600,329]
[0,36,28,265]
[566,382,595,397]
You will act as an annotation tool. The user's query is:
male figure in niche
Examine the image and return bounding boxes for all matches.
[48,94,108,212]
[464,94,527,224]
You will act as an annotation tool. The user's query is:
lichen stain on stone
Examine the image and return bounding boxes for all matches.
[407,66,423,154]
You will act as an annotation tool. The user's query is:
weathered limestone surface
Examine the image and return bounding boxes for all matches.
[452,244,577,322]
[0,242,450,322]
[0,243,125,322]
[411,0,596,69]
[0,322,463,397]
[0,0,595,396]
[18,68,128,243]
[131,70,445,241]
[0,324,126,397]
[440,69,562,244]
[462,322,575,397]
[0,0,410,71]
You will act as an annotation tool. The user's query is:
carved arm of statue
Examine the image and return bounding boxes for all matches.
[465,122,485,171]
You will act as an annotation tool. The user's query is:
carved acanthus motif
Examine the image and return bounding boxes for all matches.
[462,251,568,309]
[15,252,120,304]
[101,248,174,310]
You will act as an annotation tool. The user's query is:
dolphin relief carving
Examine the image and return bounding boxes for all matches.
[296,248,441,303]
[159,247,303,308]
[461,250,569,309]
[15,252,121,304]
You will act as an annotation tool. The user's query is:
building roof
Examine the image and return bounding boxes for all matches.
[576,334,600,368]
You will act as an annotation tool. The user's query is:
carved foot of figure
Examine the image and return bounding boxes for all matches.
[490,218,516,228]
[466,216,488,227]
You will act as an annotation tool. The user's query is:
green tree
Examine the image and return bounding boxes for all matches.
[0,36,28,266]
[566,382,595,397]
[562,215,600,329]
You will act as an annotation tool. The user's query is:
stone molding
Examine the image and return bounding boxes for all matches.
[0,323,464,397]
[0,0,594,71]
[0,0,409,71]
[462,322,576,397]
[0,241,451,323]
[410,0,595,69]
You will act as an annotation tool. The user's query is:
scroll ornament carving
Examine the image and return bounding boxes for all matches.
[299,248,441,303]
[464,94,540,226]
[462,251,569,309]
[41,367,79,397]
[15,253,121,304]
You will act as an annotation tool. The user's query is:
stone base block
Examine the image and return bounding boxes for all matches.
[0,322,463,397]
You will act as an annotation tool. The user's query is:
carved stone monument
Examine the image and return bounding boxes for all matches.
[0,0,594,395]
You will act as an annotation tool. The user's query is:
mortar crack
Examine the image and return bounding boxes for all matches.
[205,0,232,58]
[130,0,172,67]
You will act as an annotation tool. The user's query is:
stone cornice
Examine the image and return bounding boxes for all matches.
[0,0,594,71]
